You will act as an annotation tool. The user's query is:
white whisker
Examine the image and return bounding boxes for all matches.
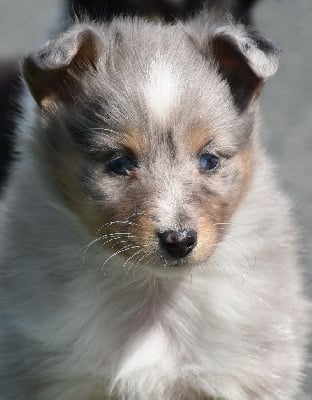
[102,245,141,276]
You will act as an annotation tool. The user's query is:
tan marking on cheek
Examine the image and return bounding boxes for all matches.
[195,215,220,262]
[230,141,254,206]
[65,173,157,257]
[190,142,254,264]
[132,214,154,237]
[82,200,137,239]
[209,141,254,223]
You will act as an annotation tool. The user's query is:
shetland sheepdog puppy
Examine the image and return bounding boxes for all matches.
[0,14,309,400]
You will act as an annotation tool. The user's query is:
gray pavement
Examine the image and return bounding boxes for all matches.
[0,0,311,397]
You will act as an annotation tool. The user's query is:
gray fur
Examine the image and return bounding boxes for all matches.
[0,16,309,400]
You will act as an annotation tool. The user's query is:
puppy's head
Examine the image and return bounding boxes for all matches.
[23,19,279,274]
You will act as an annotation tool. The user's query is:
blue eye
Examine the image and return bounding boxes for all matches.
[107,156,137,175]
[199,153,219,171]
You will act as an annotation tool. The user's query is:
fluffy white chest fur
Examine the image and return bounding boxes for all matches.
[0,17,309,400]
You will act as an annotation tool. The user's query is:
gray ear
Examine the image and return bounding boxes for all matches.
[23,26,104,110]
[193,24,280,112]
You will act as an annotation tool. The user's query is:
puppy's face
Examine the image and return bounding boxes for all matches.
[24,20,279,274]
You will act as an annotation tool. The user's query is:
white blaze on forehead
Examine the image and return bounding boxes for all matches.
[143,58,181,122]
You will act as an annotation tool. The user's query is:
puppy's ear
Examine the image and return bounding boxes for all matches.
[23,26,104,110]
[190,24,280,112]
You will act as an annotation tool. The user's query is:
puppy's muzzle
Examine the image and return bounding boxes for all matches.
[158,229,197,259]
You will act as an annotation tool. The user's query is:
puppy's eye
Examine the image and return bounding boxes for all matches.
[198,153,219,171]
[107,156,137,175]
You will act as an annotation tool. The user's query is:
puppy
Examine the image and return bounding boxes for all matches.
[0,15,309,400]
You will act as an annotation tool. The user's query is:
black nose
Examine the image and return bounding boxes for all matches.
[158,229,197,258]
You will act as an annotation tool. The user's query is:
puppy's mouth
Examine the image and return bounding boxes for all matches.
[95,227,203,276]
[87,216,219,276]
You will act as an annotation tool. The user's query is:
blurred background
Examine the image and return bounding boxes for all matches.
[0,0,311,397]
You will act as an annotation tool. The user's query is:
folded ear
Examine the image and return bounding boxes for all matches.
[190,24,280,112]
[23,26,104,110]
